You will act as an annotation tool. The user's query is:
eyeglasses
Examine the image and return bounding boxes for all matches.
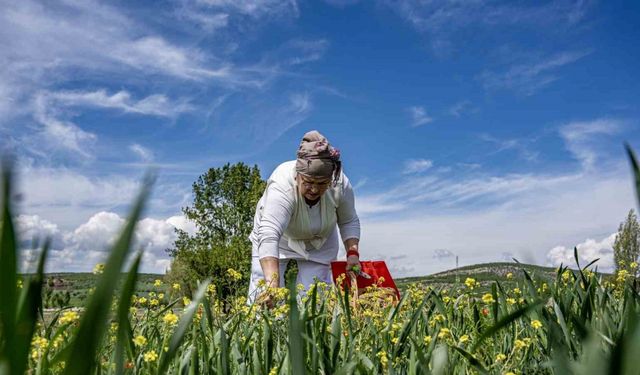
[299,176,331,190]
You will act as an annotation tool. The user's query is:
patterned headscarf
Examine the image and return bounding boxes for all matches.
[295,130,341,183]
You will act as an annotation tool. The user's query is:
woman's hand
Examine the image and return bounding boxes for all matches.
[346,254,361,276]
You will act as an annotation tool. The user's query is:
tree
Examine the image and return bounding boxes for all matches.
[613,209,640,276]
[166,163,266,302]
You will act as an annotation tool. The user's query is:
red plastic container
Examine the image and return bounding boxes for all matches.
[330,260,401,300]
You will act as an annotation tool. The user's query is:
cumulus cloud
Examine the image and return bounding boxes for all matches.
[546,233,617,272]
[17,211,197,273]
[403,159,433,174]
[408,106,433,127]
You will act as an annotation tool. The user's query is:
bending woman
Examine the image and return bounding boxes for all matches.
[248,130,361,303]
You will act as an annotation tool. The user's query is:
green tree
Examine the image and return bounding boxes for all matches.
[613,209,640,275]
[166,163,265,301]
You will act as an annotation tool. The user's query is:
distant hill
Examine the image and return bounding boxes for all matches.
[394,262,581,291]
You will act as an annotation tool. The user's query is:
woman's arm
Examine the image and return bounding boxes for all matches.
[337,174,361,270]
[256,182,294,288]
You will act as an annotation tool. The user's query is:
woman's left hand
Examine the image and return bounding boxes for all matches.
[346,254,360,275]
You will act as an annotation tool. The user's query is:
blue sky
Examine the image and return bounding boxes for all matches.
[2,0,640,275]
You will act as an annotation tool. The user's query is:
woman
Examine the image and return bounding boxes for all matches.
[248,130,361,304]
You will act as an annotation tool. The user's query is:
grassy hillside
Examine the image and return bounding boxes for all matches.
[394,261,609,291]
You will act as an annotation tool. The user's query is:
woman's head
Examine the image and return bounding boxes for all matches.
[295,130,341,199]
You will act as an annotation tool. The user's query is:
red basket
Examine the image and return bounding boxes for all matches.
[330,260,400,300]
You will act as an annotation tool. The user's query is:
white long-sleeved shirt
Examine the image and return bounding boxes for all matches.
[249,160,360,264]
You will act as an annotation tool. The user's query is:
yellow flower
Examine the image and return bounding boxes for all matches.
[562,270,572,282]
[391,337,399,344]
[514,339,527,350]
[482,293,495,304]
[143,350,158,362]
[442,296,451,303]
[506,272,513,279]
[268,367,278,375]
[504,372,517,375]
[163,312,179,326]
[138,297,147,305]
[376,350,388,367]
[207,284,216,295]
[150,299,159,307]
[182,297,191,306]
[154,279,162,287]
[512,288,521,295]
[423,335,432,345]
[495,353,507,362]
[158,293,164,300]
[631,262,638,270]
[506,298,516,305]
[226,268,242,281]
[531,320,543,329]
[458,334,470,344]
[438,328,451,339]
[465,278,477,289]
[133,335,147,347]
[59,311,79,324]
[17,280,23,289]
[93,263,105,275]
[172,283,181,291]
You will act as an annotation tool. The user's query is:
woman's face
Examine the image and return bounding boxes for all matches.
[297,174,332,201]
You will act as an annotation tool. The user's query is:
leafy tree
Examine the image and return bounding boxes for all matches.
[166,163,265,301]
[613,209,640,275]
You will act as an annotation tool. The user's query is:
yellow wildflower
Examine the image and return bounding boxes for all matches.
[143,350,158,362]
[93,263,105,275]
[482,293,495,304]
[506,272,513,279]
[138,297,147,305]
[424,335,432,345]
[163,312,179,326]
[631,262,638,270]
[506,298,516,305]
[465,278,477,289]
[458,334,470,344]
[133,335,147,347]
[182,297,191,306]
[59,311,79,325]
[158,293,164,300]
[438,328,451,339]
[154,279,162,287]
[376,350,388,367]
[513,288,521,295]
[495,353,507,362]
[531,320,543,329]
[514,339,527,350]
[172,283,181,291]
[226,268,242,281]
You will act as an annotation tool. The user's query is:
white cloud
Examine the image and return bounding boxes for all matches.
[478,50,591,95]
[408,106,433,127]
[30,95,98,159]
[546,233,617,272]
[45,90,193,118]
[448,100,475,118]
[383,1,593,56]
[166,215,198,236]
[559,119,622,171]
[17,211,196,273]
[129,144,154,162]
[403,159,433,174]
[194,0,299,18]
[359,169,634,277]
[479,134,539,162]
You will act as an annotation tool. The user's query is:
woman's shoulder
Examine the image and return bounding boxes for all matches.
[268,160,296,183]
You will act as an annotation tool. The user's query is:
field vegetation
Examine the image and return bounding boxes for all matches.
[1,145,640,374]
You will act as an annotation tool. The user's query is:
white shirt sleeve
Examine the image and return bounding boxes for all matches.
[336,175,360,242]
[256,181,294,259]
